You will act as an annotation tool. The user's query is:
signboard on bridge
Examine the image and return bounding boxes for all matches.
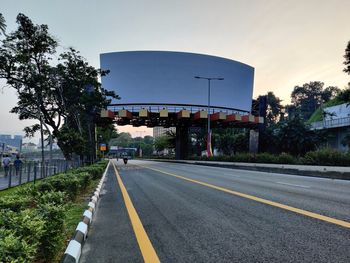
[100,51,254,111]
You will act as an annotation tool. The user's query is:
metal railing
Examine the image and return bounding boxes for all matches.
[0,159,81,191]
[108,103,250,115]
[310,116,350,130]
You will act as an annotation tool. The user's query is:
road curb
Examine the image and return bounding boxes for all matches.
[61,161,110,263]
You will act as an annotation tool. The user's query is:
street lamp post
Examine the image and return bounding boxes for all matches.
[194,76,224,157]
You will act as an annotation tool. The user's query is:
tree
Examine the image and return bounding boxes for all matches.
[290,81,339,120]
[154,135,172,153]
[0,14,118,161]
[143,135,154,145]
[212,129,249,155]
[0,13,6,35]
[274,116,324,156]
[109,132,132,148]
[344,40,350,75]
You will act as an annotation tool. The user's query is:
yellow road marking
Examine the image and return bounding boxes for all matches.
[140,165,350,229]
[112,162,160,263]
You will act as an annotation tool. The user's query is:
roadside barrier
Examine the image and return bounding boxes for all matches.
[61,161,110,263]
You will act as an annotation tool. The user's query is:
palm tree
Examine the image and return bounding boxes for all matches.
[0,13,6,36]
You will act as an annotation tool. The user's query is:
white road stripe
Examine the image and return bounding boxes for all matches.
[276,181,311,188]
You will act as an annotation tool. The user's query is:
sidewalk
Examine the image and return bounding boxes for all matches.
[148,159,350,180]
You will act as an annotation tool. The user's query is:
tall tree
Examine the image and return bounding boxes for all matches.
[0,14,118,160]
[344,40,350,75]
[0,13,6,35]
[109,132,132,148]
[154,135,173,153]
[290,81,339,120]
[274,116,324,155]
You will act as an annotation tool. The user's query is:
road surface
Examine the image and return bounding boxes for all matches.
[80,160,350,262]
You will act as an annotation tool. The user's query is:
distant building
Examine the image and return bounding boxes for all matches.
[0,134,22,152]
[153,127,176,138]
[22,142,38,152]
[37,139,60,150]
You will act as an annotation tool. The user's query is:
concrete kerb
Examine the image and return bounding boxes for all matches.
[61,161,111,263]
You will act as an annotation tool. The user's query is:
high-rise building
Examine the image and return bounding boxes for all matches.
[0,134,23,152]
[153,127,176,138]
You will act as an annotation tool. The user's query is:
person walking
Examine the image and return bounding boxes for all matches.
[14,155,22,176]
[2,154,11,177]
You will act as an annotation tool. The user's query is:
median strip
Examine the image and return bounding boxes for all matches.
[140,165,350,229]
[112,162,160,263]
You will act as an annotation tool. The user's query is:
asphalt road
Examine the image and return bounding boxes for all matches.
[80,160,350,263]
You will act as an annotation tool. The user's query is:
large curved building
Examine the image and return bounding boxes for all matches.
[100,51,254,112]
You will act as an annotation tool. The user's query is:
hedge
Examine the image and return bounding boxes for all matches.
[194,148,350,166]
[0,160,107,262]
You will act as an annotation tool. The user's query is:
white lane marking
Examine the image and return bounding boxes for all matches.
[276,181,311,188]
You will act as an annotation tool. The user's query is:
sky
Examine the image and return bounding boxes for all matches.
[0,0,349,140]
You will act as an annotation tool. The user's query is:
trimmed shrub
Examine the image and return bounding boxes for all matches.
[0,209,45,262]
[0,229,37,263]
[0,161,108,262]
[36,203,65,260]
[0,195,33,212]
[301,148,350,166]
[255,153,277,163]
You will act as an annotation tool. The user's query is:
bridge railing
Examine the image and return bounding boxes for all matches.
[310,116,350,130]
[108,103,250,115]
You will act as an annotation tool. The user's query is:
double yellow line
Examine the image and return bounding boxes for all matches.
[112,162,160,263]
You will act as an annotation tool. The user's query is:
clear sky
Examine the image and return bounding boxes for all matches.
[0,0,349,139]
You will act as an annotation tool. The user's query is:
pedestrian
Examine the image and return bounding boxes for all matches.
[2,154,11,177]
[14,155,23,176]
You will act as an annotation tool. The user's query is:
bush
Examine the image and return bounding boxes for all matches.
[36,203,65,260]
[0,195,33,212]
[276,153,298,164]
[255,153,277,163]
[301,148,350,166]
[0,229,37,263]
[0,161,107,262]
[0,209,45,262]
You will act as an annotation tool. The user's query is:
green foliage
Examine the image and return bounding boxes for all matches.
[307,98,345,123]
[0,14,118,161]
[109,132,133,148]
[212,129,249,155]
[0,194,33,212]
[197,149,350,166]
[301,148,350,166]
[37,203,65,260]
[0,13,6,35]
[0,161,107,262]
[344,40,350,74]
[289,82,340,120]
[154,135,173,152]
[0,229,37,262]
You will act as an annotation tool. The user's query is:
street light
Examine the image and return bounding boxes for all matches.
[194,76,224,157]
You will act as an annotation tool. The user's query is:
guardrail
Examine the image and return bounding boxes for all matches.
[108,103,250,115]
[0,159,81,190]
[310,116,350,130]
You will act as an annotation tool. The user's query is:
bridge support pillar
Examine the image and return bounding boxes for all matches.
[175,125,189,160]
